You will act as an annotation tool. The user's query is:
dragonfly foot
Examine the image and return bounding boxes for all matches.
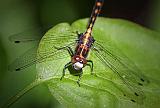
[77,81,81,87]
[60,76,64,80]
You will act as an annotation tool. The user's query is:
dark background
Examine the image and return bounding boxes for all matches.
[0,0,160,108]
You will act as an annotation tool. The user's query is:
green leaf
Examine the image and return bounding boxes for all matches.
[4,18,160,108]
[36,18,160,108]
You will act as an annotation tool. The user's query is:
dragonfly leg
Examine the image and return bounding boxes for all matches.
[76,31,83,38]
[55,46,74,57]
[60,62,72,80]
[86,60,94,75]
[66,46,74,57]
[77,71,83,87]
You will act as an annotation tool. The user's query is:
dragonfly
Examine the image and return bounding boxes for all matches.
[8,0,149,104]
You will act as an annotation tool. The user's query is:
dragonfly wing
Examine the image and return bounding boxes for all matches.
[8,42,77,72]
[92,41,149,104]
[8,23,77,71]
[9,27,77,45]
[8,46,69,72]
[8,26,77,72]
[8,26,49,43]
[8,46,38,72]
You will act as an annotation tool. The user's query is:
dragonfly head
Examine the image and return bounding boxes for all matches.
[72,56,86,70]
[73,62,83,70]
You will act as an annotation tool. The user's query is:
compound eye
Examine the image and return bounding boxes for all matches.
[75,57,80,60]
[79,60,83,63]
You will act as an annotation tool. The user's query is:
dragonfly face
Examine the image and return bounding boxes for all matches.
[71,55,86,70]
[73,61,83,70]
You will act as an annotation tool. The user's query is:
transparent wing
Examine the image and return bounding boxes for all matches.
[92,40,149,104]
[8,27,78,72]
[8,26,52,43]
[8,26,77,44]
[8,45,70,72]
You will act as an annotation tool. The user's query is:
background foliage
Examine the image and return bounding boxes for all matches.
[0,0,160,108]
